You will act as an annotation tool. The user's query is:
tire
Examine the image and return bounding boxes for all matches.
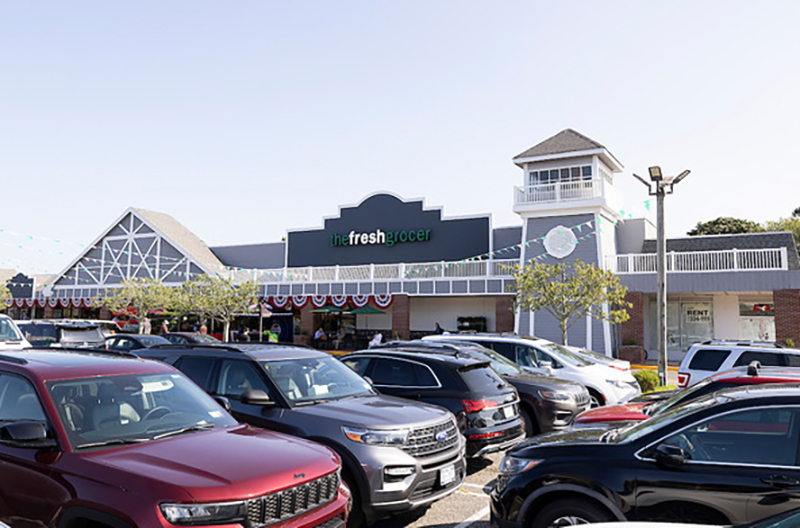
[520,407,539,437]
[532,498,613,528]
[342,470,367,528]
[588,389,605,408]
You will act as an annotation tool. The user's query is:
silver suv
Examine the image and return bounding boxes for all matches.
[678,340,800,387]
[135,343,466,527]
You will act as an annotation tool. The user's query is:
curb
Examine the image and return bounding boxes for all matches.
[632,364,679,371]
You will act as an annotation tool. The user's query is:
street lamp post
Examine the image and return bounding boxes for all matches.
[633,167,690,386]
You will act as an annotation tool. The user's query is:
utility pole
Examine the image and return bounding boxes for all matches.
[633,167,691,386]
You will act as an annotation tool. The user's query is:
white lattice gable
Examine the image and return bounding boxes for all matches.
[49,207,224,297]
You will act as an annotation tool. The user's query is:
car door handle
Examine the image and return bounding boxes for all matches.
[761,475,800,488]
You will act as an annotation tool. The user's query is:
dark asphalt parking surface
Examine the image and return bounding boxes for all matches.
[379,452,502,528]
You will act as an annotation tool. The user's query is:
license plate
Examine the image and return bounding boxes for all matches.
[503,405,515,419]
[440,464,456,486]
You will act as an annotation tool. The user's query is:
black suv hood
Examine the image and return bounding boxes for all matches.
[508,426,610,457]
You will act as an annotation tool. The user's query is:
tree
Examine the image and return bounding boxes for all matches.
[687,217,764,236]
[179,275,258,342]
[511,259,631,346]
[764,216,800,255]
[100,278,176,334]
[0,283,11,313]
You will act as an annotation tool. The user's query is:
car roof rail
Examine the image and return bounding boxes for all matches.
[0,354,27,365]
[747,360,762,376]
[374,340,466,356]
[149,343,248,354]
[60,346,137,358]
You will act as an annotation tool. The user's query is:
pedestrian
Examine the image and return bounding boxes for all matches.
[160,320,169,335]
[199,324,208,335]
[369,332,383,348]
[435,322,444,334]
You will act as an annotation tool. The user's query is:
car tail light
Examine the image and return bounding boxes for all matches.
[677,372,689,387]
[468,431,503,440]
[461,399,498,413]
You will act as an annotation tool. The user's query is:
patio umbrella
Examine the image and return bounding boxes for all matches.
[311,306,348,313]
[348,306,385,315]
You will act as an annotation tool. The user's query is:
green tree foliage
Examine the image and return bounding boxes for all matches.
[100,278,176,334]
[511,259,631,346]
[178,275,258,342]
[764,216,800,254]
[687,217,764,236]
[0,283,11,313]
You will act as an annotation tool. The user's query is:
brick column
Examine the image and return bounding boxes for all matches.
[44,305,55,319]
[495,296,515,333]
[620,291,645,346]
[297,303,315,346]
[391,294,410,340]
[99,307,112,320]
[775,289,800,346]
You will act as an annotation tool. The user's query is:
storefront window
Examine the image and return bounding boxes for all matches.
[648,301,714,359]
[739,302,775,342]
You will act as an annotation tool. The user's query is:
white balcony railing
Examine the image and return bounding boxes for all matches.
[514,179,601,206]
[609,248,789,274]
[238,258,519,284]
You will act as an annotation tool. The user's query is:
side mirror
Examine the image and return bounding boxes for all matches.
[363,376,374,385]
[240,389,273,406]
[0,422,56,448]
[654,443,685,469]
[213,395,232,412]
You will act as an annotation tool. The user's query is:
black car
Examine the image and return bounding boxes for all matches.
[491,384,800,528]
[16,320,105,349]
[135,343,467,527]
[377,340,591,436]
[343,345,525,458]
[105,334,171,352]
[162,332,221,345]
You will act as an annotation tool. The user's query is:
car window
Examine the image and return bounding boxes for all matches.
[263,356,374,403]
[175,356,217,392]
[688,349,731,371]
[537,343,589,367]
[733,351,791,368]
[480,341,515,359]
[660,407,800,466]
[217,360,269,399]
[341,356,373,376]
[0,319,24,342]
[0,374,47,422]
[370,358,438,388]
[516,346,539,368]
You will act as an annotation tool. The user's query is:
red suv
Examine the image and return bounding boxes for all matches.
[573,363,800,428]
[0,349,349,528]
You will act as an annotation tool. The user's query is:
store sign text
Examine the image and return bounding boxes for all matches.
[331,229,432,248]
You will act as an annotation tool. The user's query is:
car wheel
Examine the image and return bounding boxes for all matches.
[532,498,612,528]
[520,408,539,437]
[342,470,366,528]
[588,389,605,408]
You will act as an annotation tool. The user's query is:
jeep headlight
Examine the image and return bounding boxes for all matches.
[160,501,246,525]
[499,455,542,475]
[343,427,408,446]
[538,390,571,402]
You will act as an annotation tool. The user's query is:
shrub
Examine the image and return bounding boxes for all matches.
[786,338,796,348]
[633,369,660,393]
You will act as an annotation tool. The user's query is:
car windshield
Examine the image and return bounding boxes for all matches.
[60,328,105,344]
[538,342,593,367]
[616,393,720,444]
[46,372,237,450]
[262,356,375,404]
[650,374,718,416]
[191,334,220,344]
[570,347,614,364]
[136,335,170,346]
[0,319,24,342]
[452,346,522,376]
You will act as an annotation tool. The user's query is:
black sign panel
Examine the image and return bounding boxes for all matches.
[287,194,490,267]
[7,273,33,299]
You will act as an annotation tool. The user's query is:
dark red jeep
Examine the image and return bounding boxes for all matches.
[0,349,349,528]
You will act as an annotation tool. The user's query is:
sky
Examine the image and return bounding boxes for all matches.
[2,1,800,275]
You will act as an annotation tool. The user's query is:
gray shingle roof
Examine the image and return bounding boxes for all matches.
[513,129,606,160]
[641,232,800,270]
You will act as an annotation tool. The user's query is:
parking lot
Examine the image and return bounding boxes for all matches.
[383,453,502,528]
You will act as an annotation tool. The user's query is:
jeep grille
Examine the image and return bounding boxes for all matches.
[246,471,339,526]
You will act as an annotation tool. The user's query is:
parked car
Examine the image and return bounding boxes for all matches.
[573,363,800,428]
[16,320,105,348]
[574,506,800,528]
[380,340,591,436]
[136,343,466,527]
[342,344,525,458]
[0,315,31,350]
[0,348,349,528]
[106,333,171,352]
[58,319,122,338]
[491,383,800,528]
[678,340,800,387]
[162,332,221,345]
[565,345,631,372]
[426,334,640,407]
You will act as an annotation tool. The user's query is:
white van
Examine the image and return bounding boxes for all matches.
[677,340,800,387]
[0,315,31,350]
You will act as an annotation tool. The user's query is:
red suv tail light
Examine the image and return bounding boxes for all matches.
[461,399,498,413]
[677,372,690,387]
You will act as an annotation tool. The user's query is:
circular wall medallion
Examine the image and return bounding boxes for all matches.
[544,226,578,259]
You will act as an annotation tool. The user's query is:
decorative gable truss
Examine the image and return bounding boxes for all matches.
[48,209,211,298]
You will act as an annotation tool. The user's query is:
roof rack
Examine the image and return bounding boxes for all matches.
[699,339,783,348]
[374,340,483,356]
[0,354,27,365]
[59,346,137,358]
[149,342,314,354]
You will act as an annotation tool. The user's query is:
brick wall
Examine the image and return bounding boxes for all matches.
[297,303,315,345]
[391,294,410,340]
[495,296,515,333]
[775,289,800,346]
[620,291,645,346]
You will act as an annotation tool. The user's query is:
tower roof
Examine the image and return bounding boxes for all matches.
[513,129,623,171]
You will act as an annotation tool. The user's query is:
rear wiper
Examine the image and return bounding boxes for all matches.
[152,424,214,440]
[76,437,149,449]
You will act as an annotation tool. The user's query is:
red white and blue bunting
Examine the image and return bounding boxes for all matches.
[263,294,393,310]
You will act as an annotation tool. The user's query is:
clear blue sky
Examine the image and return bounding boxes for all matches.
[2,1,799,274]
